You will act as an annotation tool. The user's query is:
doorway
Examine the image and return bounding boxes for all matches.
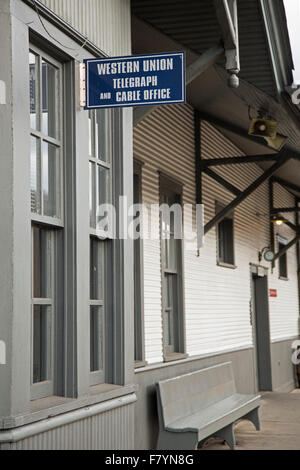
[251,267,273,391]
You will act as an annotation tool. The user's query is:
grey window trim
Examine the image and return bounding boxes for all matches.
[133,160,146,365]
[159,174,186,360]
[216,200,236,268]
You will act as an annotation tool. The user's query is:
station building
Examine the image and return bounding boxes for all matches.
[0,0,300,450]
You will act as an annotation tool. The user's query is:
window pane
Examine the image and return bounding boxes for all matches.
[95,109,112,163]
[29,52,38,130]
[89,162,96,228]
[30,136,41,214]
[42,141,61,218]
[90,306,104,372]
[33,226,52,299]
[42,59,58,139]
[218,217,234,265]
[33,305,51,383]
[279,243,288,278]
[98,165,110,207]
[90,238,104,300]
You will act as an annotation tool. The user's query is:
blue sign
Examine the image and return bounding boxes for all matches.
[84,52,185,109]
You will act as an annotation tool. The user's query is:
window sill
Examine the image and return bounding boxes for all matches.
[134,360,148,369]
[0,384,137,430]
[164,353,189,363]
[279,276,289,281]
[217,261,237,270]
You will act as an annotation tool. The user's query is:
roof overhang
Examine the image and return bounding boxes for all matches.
[131,9,300,197]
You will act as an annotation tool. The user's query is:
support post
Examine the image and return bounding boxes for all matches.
[295,198,300,314]
[269,178,275,270]
[213,0,240,87]
[204,152,289,235]
[195,110,203,252]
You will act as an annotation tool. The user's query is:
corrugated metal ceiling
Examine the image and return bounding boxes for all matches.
[132,0,277,98]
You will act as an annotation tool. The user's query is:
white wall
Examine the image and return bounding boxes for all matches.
[134,103,299,364]
[39,0,131,56]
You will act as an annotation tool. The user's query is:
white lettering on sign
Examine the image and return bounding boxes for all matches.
[116,90,142,102]
[113,76,158,89]
[143,58,174,72]
[144,88,171,100]
[97,61,140,75]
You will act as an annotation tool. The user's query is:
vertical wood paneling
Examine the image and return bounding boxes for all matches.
[134,106,299,364]
[39,0,131,56]
[10,400,135,450]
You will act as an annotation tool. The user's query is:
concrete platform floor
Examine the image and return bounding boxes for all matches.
[203,390,300,450]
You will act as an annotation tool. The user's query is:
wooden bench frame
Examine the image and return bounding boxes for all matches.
[156,362,261,450]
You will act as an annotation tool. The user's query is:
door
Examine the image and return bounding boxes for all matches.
[252,273,273,391]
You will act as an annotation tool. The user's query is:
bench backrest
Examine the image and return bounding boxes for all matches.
[157,362,236,427]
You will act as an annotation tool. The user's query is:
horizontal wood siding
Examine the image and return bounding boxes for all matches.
[134,104,299,364]
[39,0,131,56]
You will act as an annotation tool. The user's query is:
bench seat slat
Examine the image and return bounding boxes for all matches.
[166,393,260,440]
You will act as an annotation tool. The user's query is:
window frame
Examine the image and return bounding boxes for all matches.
[89,109,113,240]
[133,160,146,367]
[159,174,186,362]
[88,109,114,386]
[29,43,65,400]
[278,235,289,280]
[30,44,64,227]
[216,201,236,269]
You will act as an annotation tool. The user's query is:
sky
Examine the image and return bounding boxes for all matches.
[284,0,300,83]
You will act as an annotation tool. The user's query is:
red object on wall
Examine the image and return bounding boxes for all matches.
[269,289,277,298]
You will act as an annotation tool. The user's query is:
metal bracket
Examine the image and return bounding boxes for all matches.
[79,63,86,108]
[204,151,289,235]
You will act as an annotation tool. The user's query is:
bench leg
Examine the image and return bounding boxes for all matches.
[214,424,236,450]
[243,407,260,431]
[157,431,198,450]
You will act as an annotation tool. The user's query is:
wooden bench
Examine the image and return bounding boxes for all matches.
[156,362,261,450]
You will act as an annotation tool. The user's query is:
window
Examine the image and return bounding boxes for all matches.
[89,110,112,235]
[29,46,63,399]
[133,162,145,365]
[160,176,185,359]
[278,236,288,279]
[89,109,113,385]
[216,202,235,267]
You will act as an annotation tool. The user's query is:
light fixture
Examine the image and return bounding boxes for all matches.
[271,215,285,226]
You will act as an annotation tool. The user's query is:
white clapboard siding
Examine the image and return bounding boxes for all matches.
[269,183,299,341]
[134,104,299,364]
[39,0,131,56]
